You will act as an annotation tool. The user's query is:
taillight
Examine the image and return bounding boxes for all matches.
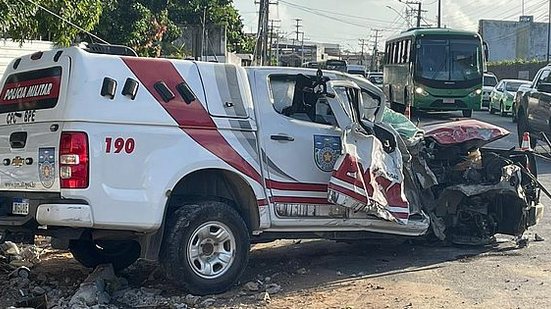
[59,132,89,189]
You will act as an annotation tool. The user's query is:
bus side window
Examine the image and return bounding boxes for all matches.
[403,40,410,63]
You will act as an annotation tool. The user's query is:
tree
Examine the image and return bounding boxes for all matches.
[94,0,181,57]
[0,0,102,46]
[96,0,253,57]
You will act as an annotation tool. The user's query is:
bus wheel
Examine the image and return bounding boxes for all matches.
[462,109,473,118]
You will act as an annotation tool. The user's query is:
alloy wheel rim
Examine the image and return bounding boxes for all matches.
[187,221,236,279]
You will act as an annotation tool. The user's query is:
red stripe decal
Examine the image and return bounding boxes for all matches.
[257,199,269,206]
[122,57,261,183]
[328,182,369,204]
[266,180,328,192]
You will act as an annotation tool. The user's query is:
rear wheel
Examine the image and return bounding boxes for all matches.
[69,239,141,271]
[160,201,250,295]
[462,109,473,118]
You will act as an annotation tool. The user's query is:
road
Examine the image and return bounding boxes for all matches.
[1,110,550,309]
[233,110,551,309]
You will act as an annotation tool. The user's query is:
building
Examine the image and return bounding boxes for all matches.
[271,39,342,67]
[0,39,54,76]
[479,16,549,62]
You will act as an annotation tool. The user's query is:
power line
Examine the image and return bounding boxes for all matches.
[18,0,109,44]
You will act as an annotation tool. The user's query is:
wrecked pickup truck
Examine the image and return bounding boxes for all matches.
[0,46,544,295]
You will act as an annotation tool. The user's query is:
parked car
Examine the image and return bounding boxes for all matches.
[489,79,531,116]
[347,64,367,77]
[482,73,498,108]
[366,71,383,88]
[515,64,551,147]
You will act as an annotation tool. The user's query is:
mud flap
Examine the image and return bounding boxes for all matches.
[327,123,410,224]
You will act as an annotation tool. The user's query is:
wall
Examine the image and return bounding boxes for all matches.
[479,19,548,62]
[0,39,54,76]
[487,61,547,81]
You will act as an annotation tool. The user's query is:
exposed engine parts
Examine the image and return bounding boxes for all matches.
[422,135,541,245]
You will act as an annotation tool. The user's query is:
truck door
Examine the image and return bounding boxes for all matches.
[254,73,343,218]
[535,69,551,134]
[528,69,550,133]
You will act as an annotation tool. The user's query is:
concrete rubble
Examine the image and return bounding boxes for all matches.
[1,240,242,308]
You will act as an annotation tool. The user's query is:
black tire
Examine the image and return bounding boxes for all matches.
[462,109,473,117]
[160,201,250,295]
[489,104,495,114]
[500,102,506,117]
[69,239,141,271]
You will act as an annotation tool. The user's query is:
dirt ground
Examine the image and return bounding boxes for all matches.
[1,226,550,309]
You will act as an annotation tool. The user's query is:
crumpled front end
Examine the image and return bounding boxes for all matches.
[328,109,544,245]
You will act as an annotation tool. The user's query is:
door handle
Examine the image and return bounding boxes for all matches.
[270,134,294,141]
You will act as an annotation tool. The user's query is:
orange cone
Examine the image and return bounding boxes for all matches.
[520,132,532,151]
[404,104,411,120]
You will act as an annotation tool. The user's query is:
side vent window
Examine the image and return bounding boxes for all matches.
[154,81,175,102]
[176,82,197,104]
[101,77,117,99]
[122,78,139,100]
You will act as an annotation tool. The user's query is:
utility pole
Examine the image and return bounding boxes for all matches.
[416,2,422,28]
[254,0,278,65]
[437,0,442,28]
[268,19,280,65]
[294,18,303,64]
[370,29,383,71]
[400,0,425,28]
[294,18,302,42]
[358,39,368,65]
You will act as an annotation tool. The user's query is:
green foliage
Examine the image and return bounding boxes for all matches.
[488,58,545,67]
[0,0,253,57]
[95,0,181,57]
[0,0,102,46]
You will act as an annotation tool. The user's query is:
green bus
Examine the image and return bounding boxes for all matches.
[383,28,485,117]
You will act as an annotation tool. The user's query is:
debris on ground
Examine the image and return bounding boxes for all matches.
[535,233,545,242]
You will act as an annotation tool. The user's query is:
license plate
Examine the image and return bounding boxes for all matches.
[12,198,29,215]
[443,98,455,104]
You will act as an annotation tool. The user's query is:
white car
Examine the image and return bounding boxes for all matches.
[483,73,498,108]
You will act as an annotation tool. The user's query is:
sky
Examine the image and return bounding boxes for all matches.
[233,0,549,52]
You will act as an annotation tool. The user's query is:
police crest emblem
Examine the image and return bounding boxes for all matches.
[38,147,55,188]
[314,135,341,172]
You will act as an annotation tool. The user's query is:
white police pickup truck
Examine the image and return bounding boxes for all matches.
[0,45,543,295]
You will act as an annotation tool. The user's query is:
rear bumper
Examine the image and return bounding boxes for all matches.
[36,204,93,228]
[0,191,88,229]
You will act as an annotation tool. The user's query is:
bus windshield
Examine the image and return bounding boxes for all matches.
[416,38,482,82]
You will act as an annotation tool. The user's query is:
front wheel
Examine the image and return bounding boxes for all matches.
[69,239,141,271]
[462,109,473,118]
[160,201,250,295]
